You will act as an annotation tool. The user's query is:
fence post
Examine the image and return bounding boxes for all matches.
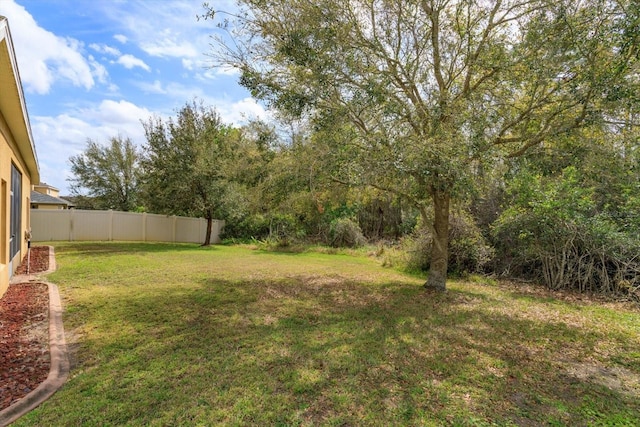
[109,209,114,241]
[69,209,74,241]
[142,212,147,242]
[172,216,177,243]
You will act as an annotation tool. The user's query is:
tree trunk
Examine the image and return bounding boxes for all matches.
[202,211,213,246]
[425,189,450,291]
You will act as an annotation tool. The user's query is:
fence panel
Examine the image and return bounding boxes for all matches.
[175,216,204,243]
[145,214,175,242]
[112,211,144,241]
[72,210,111,241]
[29,209,71,241]
[30,209,223,244]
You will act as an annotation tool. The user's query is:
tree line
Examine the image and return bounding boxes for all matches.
[69,0,640,295]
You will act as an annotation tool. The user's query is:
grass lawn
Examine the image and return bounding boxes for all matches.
[14,241,640,426]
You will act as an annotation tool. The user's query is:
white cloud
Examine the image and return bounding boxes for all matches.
[30,113,112,193]
[116,54,151,71]
[133,80,203,100]
[218,97,270,125]
[133,77,268,125]
[194,65,239,83]
[113,34,128,44]
[137,79,166,94]
[0,0,101,94]
[89,43,121,57]
[33,100,153,151]
[30,95,267,193]
[140,35,199,58]
[182,58,195,70]
[90,99,154,129]
[30,99,156,193]
[214,64,240,76]
[100,2,207,61]
[89,55,109,84]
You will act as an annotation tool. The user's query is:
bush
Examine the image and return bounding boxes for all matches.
[328,218,367,248]
[448,212,495,274]
[400,229,432,272]
[401,211,493,274]
[221,210,310,244]
[492,167,640,298]
[221,214,270,240]
[270,212,306,238]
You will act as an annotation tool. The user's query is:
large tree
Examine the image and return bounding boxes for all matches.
[68,136,141,211]
[207,0,638,289]
[141,101,237,246]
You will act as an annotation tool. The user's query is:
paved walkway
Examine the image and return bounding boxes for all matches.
[0,247,69,427]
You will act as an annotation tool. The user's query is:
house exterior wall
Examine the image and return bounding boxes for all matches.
[0,113,33,297]
[31,203,66,210]
[0,17,39,298]
[33,183,60,197]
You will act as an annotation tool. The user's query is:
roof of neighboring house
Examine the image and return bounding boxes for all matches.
[31,191,73,207]
[0,16,39,182]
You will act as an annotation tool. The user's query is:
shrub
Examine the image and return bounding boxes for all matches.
[401,211,493,274]
[224,214,269,240]
[492,167,640,298]
[328,217,367,248]
[400,229,432,272]
[449,212,495,274]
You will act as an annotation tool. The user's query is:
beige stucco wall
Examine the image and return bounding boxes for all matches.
[0,113,33,297]
[0,17,39,298]
[32,204,66,210]
[33,184,60,197]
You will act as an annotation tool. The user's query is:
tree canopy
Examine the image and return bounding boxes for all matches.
[68,135,141,211]
[206,0,639,289]
[141,101,237,245]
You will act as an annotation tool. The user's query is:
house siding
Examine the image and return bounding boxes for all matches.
[0,113,33,296]
[0,17,39,298]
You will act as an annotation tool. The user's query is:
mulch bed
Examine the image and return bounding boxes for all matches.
[15,246,50,275]
[0,247,51,411]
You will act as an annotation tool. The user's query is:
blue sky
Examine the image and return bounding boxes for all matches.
[0,0,267,194]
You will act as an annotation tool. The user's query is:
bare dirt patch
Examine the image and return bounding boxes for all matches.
[565,363,640,398]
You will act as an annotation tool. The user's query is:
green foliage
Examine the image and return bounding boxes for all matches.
[266,213,307,245]
[400,210,493,275]
[328,217,366,248]
[493,166,640,297]
[208,0,639,288]
[353,192,407,240]
[398,229,432,273]
[221,213,270,241]
[448,211,495,275]
[141,100,238,245]
[67,136,141,211]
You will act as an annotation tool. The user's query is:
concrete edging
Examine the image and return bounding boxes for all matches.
[0,247,68,427]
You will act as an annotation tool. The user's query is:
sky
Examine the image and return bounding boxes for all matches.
[0,0,267,194]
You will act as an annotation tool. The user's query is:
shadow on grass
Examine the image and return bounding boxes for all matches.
[17,273,639,427]
[50,241,218,257]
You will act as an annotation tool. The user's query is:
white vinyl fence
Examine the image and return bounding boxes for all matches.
[30,209,224,244]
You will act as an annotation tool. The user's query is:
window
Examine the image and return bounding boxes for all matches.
[10,163,21,260]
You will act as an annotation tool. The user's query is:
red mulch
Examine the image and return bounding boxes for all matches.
[0,248,51,411]
[15,246,50,275]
